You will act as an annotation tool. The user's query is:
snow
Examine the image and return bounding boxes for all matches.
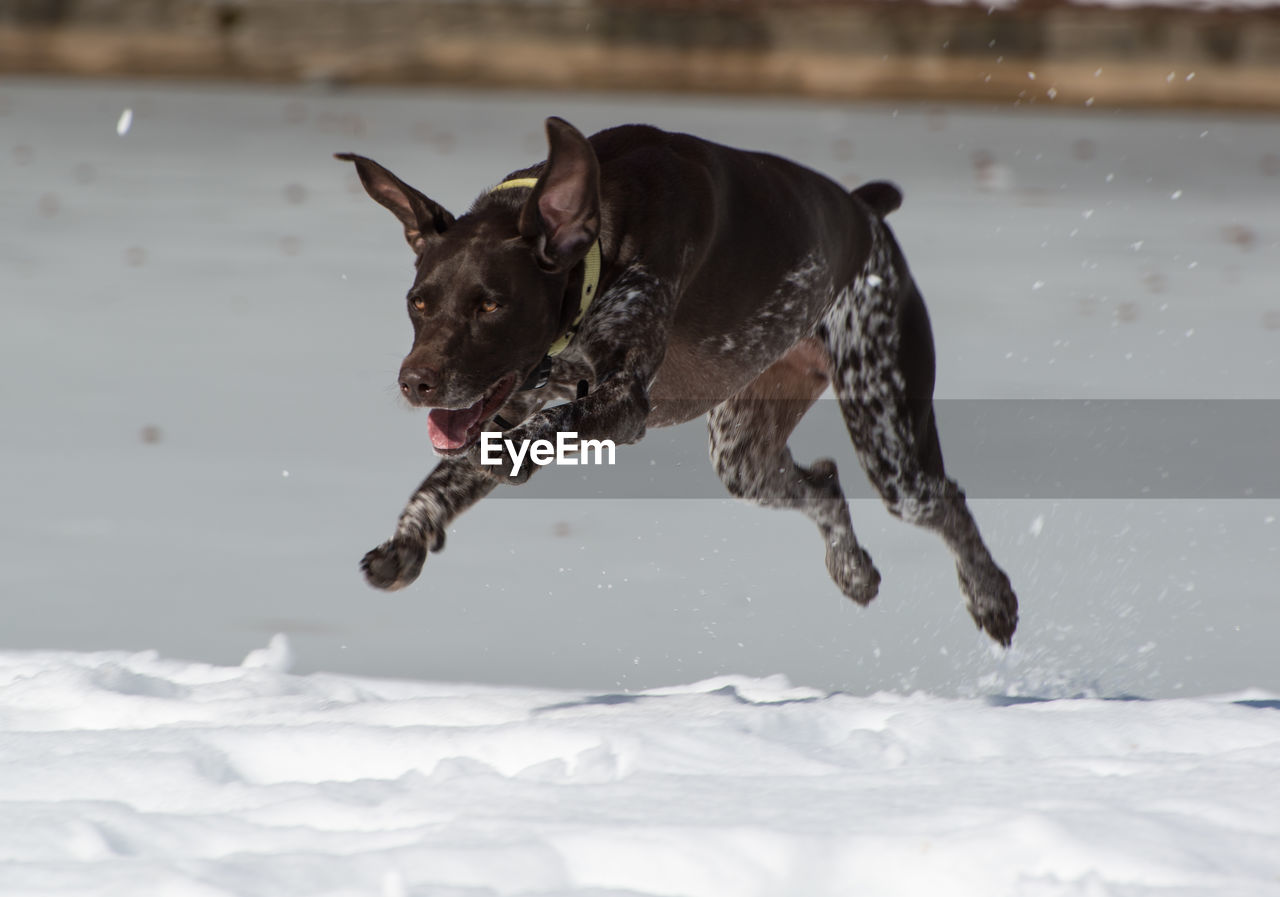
[0,641,1276,897]
[3,74,1279,896]
[1,78,1278,702]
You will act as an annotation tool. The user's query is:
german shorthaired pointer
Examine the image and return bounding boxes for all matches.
[337,117,1019,646]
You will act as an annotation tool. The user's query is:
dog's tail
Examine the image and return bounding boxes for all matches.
[852,181,903,218]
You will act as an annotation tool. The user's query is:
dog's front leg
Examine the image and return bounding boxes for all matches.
[471,290,670,485]
[362,458,497,589]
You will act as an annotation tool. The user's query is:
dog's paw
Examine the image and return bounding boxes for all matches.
[361,536,427,591]
[826,536,881,606]
[958,563,1019,647]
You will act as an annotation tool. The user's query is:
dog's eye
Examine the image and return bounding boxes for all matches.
[479,298,500,314]
[411,297,426,312]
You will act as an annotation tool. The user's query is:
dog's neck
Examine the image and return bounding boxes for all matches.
[490,177,602,388]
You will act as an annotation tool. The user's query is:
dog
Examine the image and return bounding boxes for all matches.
[337,117,1019,646]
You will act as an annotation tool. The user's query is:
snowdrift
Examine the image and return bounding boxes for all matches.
[2,642,1277,897]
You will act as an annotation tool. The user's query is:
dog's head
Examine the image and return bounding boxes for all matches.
[338,117,600,454]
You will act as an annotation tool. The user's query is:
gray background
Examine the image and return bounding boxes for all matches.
[2,79,1277,697]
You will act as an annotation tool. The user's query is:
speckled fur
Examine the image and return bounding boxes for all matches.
[349,122,1017,645]
[366,205,1017,643]
[792,217,1016,642]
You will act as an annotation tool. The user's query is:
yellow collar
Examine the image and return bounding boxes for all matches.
[491,178,601,358]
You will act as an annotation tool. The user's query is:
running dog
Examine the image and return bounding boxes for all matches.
[337,117,1019,645]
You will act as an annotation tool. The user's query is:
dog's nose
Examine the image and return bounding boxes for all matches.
[399,366,439,403]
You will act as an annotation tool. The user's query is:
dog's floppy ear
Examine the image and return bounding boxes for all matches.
[519,117,601,272]
[335,153,455,255]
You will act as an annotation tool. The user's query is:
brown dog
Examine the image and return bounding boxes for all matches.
[338,117,1018,645]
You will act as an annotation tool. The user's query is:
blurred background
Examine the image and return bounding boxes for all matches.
[1,0,1277,698]
[3,0,1280,107]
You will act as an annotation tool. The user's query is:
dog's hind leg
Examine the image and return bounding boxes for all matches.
[708,338,881,605]
[820,217,1018,645]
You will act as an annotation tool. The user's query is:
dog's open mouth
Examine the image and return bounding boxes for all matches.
[426,372,519,454]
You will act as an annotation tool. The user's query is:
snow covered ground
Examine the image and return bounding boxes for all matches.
[1,642,1278,897]
[2,77,1280,897]
[2,78,1277,702]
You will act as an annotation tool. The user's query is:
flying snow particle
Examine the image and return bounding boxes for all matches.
[1082,209,1095,219]
[1265,515,1276,525]
[282,470,290,477]
[1046,87,1058,99]
[1032,280,1045,291]
[1131,240,1144,251]
[1166,72,1176,83]
[1106,173,1115,183]
[1029,515,1045,537]
[1084,97,1095,107]
[1027,71,1036,80]
[1171,190,1183,200]
[1186,72,1196,81]
[116,108,133,136]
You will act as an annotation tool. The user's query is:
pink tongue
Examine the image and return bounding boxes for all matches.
[427,399,487,451]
